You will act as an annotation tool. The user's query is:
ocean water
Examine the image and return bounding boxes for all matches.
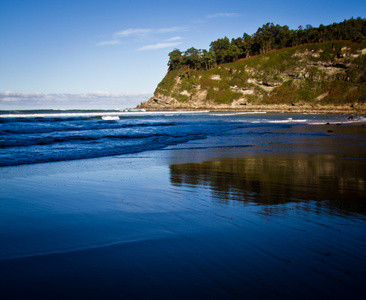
[0,110,366,299]
[1,109,364,167]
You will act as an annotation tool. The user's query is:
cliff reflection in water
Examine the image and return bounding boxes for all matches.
[170,154,366,215]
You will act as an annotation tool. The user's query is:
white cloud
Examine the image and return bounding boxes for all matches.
[0,91,152,109]
[115,28,152,36]
[97,27,188,47]
[86,91,134,97]
[158,27,188,33]
[1,91,44,101]
[165,36,183,42]
[193,12,240,24]
[96,39,121,46]
[207,13,240,19]
[137,42,181,51]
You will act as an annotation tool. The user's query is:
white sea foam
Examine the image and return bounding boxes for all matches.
[102,116,120,121]
[0,110,210,118]
[268,118,307,123]
[210,112,267,116]
[308,116,366,125]
[0,112,124,118]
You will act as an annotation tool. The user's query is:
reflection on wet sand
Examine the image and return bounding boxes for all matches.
[170,154,366,215]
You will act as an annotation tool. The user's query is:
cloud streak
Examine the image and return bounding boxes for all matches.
[193,12,240,24]
[157,27,187,33]
[115,28,152,36]
[137,42,182,51]
[165,36,183,42]
[207,13,240,19]
[97,26,188,49]
[96,39,121,46]
[0,91,152,109]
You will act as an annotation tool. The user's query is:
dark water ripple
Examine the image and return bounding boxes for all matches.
[1,111,365,167]
[0,111,365,299]
[1,113,242,166]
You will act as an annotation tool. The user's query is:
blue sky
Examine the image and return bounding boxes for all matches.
[0,0,365,109]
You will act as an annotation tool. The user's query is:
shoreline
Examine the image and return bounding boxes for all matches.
[139,104,366,115]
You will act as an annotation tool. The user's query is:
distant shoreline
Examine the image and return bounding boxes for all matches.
[139,104,366,115]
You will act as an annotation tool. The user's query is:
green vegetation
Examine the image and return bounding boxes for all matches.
[152,39,366,106]
[146,18,366,108]
[168,18,366,71]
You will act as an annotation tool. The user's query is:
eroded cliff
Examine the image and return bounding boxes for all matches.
[138,41,366,113]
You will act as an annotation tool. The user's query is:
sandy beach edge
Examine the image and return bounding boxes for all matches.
[139,104,366,115]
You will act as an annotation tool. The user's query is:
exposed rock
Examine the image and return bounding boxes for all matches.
[316,91,330,101]
[180,90,191,96]
[210,75,221,80]
[293,49,322,58]
[247,79,281,91]
[138,42,366,113]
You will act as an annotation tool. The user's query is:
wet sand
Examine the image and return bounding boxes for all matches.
[0,123,366,299]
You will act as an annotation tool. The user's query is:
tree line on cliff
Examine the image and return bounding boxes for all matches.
[168,17,366,71]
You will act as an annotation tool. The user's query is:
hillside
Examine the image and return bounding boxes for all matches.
[138,41,366,113]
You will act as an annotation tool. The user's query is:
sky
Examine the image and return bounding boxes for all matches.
[0,0,365,109]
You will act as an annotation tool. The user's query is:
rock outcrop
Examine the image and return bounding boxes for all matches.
[137,41,366,113]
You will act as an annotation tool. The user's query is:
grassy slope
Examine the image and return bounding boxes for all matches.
[153,41,366,107]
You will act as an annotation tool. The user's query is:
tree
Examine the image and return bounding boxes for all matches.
[202,50,216,70]
[231,37,245,58]
[168,49,183,70]
[210,37,231,64]
[228,44,241,61]
[167,18,366,71]
[242,33,253,57]
[278,25,293,48]
[183,47,202,70]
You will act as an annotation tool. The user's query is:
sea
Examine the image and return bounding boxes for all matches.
[1,109,366,299]
[1,109,365,167]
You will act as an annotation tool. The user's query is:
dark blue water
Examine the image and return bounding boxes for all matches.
[1,110,363,167]
[1,110,366,299]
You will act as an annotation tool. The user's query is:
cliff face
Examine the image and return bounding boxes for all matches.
[138,41,366,112]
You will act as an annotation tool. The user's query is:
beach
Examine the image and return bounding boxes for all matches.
[0,112,366,299]
[139,104,366,115]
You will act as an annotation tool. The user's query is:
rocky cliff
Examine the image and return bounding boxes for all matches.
[137,41,366,113]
